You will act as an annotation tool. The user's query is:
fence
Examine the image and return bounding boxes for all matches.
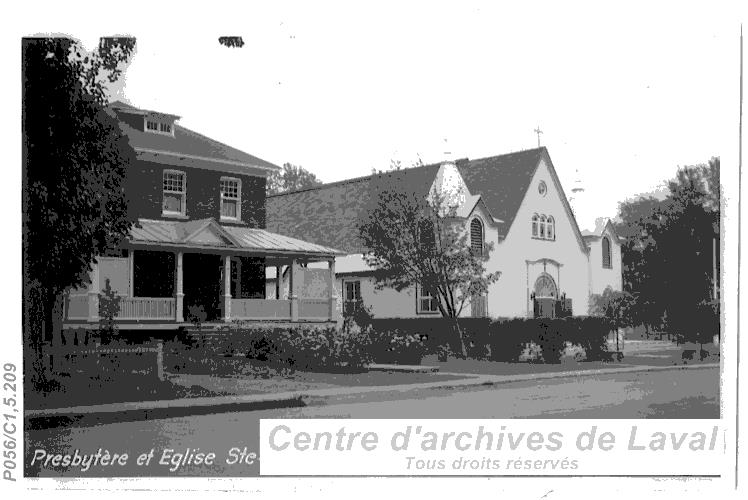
[49,330,164,381]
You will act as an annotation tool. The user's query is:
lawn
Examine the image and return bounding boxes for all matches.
[26,374,225,410]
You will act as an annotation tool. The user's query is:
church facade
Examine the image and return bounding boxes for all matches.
[267,147,622,319]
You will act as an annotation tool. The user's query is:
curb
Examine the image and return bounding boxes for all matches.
[25,362,719,426]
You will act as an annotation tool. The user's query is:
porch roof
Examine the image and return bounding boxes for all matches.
[129,218,343,257]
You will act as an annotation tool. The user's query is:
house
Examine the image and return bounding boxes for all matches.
[266,147,623,319]
[63,101,342,330]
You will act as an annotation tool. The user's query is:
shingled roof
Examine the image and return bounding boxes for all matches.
[108,101,280,174]
[267,148,549,254]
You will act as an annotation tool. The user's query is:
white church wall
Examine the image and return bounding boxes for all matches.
[485,157,591,317]
[588,227,623,296]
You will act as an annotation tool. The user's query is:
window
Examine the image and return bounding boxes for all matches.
[417,285,439,314]
[602,236,612,268]
[532,214,555,241]
[220,177,241,220]
[546,216,555,240]
[470,218,484,255]
[343,280,362,315]
[162,170,186,215]
[145,117,174,136]
[538,180,547,197]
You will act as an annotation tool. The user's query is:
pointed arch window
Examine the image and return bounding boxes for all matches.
[532,214,539,237]
[470,218,484,256]
[546,216,555,240]
[602,236,612,268]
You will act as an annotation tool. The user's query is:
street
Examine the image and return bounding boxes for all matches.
[24,366,718,477]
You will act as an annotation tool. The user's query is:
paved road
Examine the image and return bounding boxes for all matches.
[25,366,718,477]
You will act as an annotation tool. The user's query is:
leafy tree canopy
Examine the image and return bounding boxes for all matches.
[267,163,323,195]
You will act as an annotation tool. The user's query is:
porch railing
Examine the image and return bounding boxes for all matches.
[65,295,176,321]
[118,297,176,320]
[231,299,292,320]
[231,298,335,321]
[299,298,332,319]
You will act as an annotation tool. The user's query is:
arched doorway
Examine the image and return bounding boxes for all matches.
[533,273,558,318]
[534,273,558,299]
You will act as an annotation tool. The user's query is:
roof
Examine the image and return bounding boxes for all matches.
[267,164,441,253]
[266,148,548,253]
[581,219,623,243]
[129,218,342,257]
[108,101,280,174]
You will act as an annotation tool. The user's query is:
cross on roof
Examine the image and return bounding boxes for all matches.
[534,126,543,147]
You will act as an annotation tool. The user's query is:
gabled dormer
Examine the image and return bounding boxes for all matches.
[111,101,180,137]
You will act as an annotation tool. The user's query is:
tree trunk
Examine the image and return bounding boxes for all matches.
[452,316,468,358]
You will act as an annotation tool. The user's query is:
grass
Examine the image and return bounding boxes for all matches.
[26,374,225,409]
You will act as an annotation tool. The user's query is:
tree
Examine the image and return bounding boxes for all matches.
[358,170,500,357]
[23,37,136,387]
[267,163,323,194]
[589,286,635,351]
[613,157,720,344]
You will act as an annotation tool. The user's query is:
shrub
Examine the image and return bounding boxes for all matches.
[535,319,566,363]
[488,318,530,362]
[368,329,426,365]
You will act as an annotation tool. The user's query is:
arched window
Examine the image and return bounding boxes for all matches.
[546,216,555,240]
[470,218,484,255]
[602,236,612,268]
[539,215,546,239]
[532,214,539,237]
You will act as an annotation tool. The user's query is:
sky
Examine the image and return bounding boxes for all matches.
[5,1,743,231]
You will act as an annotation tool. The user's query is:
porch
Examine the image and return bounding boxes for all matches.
[64,218,342,328]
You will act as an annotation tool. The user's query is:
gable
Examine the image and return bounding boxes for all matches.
[186,225,233,246]
[457,148,545,237]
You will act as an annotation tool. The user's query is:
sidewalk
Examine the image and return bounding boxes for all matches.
[25,362,718,425]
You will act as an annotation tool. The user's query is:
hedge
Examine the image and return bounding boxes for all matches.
[369,316,614,364]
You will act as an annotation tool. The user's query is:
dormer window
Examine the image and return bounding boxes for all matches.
[220,177,241,221]
[144,117,175,136]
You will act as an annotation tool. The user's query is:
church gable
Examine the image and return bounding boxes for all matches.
[507,154,588,254]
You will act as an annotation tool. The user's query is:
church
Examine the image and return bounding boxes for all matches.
[266,147,622,319]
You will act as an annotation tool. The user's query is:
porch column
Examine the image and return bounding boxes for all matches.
[223,255,232,321]
[289,259,299,321]
[275,265,282,299]
[175,251,184,322]
[128,249,135,297]
[87,260,100,322]
[328,258,340,322]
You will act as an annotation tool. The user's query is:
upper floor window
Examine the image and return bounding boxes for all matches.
[220,177,241,220]
[532,213,555,241]
[417,285,439,314]
[470,218,484,256]
[602,236,612,268]
[145,117,174,136]
[162,170,186,216]
[538,180,547,197]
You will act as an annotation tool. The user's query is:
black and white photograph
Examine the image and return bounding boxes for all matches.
[1,1,744,498]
